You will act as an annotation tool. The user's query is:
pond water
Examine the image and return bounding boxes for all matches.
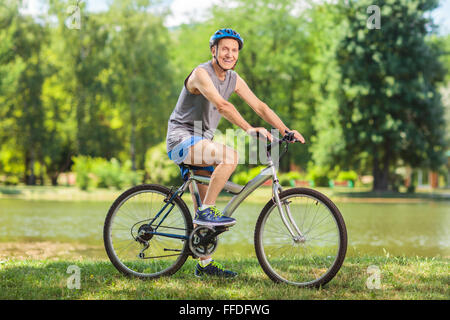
[0,198,448,258]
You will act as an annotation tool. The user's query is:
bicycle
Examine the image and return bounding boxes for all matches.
[103,132,347,288]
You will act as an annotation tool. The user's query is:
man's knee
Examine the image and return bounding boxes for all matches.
[189,140,238,167]
[209,143,238,167]
[223,147,239,167]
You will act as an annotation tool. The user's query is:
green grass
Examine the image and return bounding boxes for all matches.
[0,256,448,300]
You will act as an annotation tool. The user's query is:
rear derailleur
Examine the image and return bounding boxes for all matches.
[135,224,153,258]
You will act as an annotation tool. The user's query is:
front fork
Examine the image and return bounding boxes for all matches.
[271,171,306,243]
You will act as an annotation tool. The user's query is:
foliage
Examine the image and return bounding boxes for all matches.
[308,2,348,171]
[92,158,142,190]
[336,170,358,183]
[0,1,48,185]
[335,0,447,191]
[106,0,177,170]
[431,34,450,147]
[0,0,176,186]
[231,166,267,185]
[144,142,180,187]
[72,155,142,190]
[0,0,448,191]
[72,156,92,190]
[279,171,304,186]
[306,165,331,187]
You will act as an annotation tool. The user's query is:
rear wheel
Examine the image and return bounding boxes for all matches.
[104,184,193,279]
[254,188,347,287]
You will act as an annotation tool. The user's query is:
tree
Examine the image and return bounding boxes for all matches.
[308,2,348,173]
[107,0,176,171]
[48,0,124,160]
[431,34,450,148]
[0,1,48,185]
[336,0,446,191]
[0,1,27,181]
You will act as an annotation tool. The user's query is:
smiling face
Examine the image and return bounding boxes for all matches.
[211,38,240,69]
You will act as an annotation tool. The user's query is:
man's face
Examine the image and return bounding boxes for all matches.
[212,38,239,69]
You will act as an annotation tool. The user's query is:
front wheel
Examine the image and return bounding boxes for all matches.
[254,188,347,287]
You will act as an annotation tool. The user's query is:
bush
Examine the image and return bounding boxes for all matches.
[3,175,20,186]
[306,166,330,187]
[72,156,93,190]
[145,142,180,186]
[92,158,142,190]
[232,171,250,185]
[72,156,143,190]
[279,171,304,186]
[232,166,267,185]
[336,170,358,184]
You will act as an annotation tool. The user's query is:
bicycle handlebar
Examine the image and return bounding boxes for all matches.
[266,131,298,154]
[248,130,299,159]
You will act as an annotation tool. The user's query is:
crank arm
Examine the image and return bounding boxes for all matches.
[202,227,228,244]
[164,248,182,252]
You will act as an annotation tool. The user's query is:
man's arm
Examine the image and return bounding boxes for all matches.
[235,74,305,143]
[188,67,272,139]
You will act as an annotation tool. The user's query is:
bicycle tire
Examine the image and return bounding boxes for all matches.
[104,184,193,279]
[254,187,347,288]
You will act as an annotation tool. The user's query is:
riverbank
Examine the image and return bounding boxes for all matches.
[0,255,447,300]
[1,185,449,203]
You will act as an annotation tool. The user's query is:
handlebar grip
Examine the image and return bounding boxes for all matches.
[266,132,300,153]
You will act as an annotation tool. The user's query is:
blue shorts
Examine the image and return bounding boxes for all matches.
[167,136,214,181]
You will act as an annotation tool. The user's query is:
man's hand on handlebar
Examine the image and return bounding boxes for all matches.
[247,127,305,144]
[246,127,273,142]
[284,129,305,144]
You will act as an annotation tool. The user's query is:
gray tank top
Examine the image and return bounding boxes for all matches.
[166,61,237,152]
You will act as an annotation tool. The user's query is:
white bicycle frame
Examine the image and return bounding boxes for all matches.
[176,157,305,242]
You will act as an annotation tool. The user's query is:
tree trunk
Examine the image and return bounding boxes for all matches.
[76,86,86,155]
[51,176,58,186]
[39,160,44,186]
[27,149,36,185]
[130,93,137,171]
[372,148,389,191]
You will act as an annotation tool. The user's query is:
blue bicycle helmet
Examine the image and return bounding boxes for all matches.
[209,28,244,50]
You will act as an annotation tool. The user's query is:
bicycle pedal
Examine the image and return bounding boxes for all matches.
[214,226,229,232]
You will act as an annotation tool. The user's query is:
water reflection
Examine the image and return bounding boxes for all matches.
[0,198,448,258]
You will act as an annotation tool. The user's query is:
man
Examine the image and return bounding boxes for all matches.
[166,28,305,278]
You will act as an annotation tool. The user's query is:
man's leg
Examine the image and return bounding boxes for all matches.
[183,140,238,278]
[184,139,239,207]
[188,169,210,212]
[187,170,211,264]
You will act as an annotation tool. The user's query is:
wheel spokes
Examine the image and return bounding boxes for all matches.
[107,189,189,277]
[261,194,340,285]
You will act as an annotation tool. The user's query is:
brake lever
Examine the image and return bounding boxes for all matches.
[284,130,295,142]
